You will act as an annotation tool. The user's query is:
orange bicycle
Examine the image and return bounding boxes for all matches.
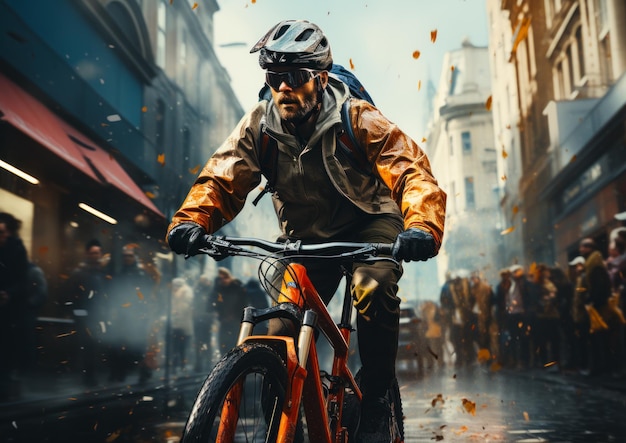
[180,235,405,442]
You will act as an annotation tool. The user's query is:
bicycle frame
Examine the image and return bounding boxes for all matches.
[219,262,362,442]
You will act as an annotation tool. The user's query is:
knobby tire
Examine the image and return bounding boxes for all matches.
[181,343,288,443]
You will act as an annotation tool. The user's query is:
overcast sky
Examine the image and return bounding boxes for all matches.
[213,0,490,140]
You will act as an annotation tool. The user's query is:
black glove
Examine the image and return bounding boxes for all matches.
[392,228,436,262]
[167,223,207,257]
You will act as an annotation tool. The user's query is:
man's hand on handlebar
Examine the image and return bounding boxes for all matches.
[167,223,208,257]
[392,227,436,262]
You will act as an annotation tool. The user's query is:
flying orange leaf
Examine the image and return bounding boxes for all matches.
[512,205,519,215]
[412,50,421,60]
[157,153,165,166]
[145,191,156,199]
[122,303,131,308]
[141,106,148,113]
[502,148,508,159]
[500,226,515,235]
[431,30,438,43]
[501,174,507,181]
[570,155,577,163]
[136,290,144,300]
[189,164,201,175]
[523,411,530,421]
[192,2,198,9]
[349,58,355,70]
[39,246,49,256]
[485,95,492,111]
[462,398,476,416]
[451,65,455,71]
[417,80,422,91]
[421,137,427,143]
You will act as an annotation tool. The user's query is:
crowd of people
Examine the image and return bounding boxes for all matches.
[0,210,271,401]
[428,229,626,379]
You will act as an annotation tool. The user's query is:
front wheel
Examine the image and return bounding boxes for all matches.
[389,377,405,442]
[181,343,288,442]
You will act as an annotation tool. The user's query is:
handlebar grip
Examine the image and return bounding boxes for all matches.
[374,243,395,257]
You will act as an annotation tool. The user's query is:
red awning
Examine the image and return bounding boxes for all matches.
[0,73,163,218]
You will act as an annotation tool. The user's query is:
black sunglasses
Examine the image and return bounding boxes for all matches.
[265,68,320,91]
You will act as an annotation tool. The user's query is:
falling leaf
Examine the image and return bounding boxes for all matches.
[189,164,201,175]
[157,153,166,166]
[146,191,156,199]
[38,246,49,256]
[477,348,491,363]
[100,123,109,127]
[490,361,502,372]
[500,226,515,235]
[512,205,519,215]
[141,106,148,113]
[451,65,455,71]
[169,0,173,4]
[417,80,422,91]
[136,290,144,300]
[462,398,476,416]
[122,303,131,308]
[431,29,438,43]
[502,148,508,159]
[412,50,421,60]
[523,411,530,421]
[544,361,557,367]
[349,58,355,70]
[421,137,427,143]
[570,155,577,163]
[485,95,492,111]
[192,2,198,9]
[431,393,445,407]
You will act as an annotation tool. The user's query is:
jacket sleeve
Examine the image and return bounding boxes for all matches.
[348,100,447,251]
[167,106,265,236]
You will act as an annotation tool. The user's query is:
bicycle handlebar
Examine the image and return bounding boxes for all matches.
[198,235,395,262]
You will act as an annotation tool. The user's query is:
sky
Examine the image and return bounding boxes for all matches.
[213,0,490,141]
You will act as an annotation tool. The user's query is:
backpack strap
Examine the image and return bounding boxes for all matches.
[336,99,371,175]
[252,123,278,206]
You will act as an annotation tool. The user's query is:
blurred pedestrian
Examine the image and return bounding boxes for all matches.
[448,270,475,368]
[210,268,245,355]
[569,256,590,373]
[171,277,194,372]
[193,274,213,372]
[532,264,561,370]
[495,265,535,369]
[21,260,48,373]
[550,265,574,371]
[107,245,154,383]
[0,212,29,401]
[64,239,109,387]
[470,271,494,360]
[579,238,620,376]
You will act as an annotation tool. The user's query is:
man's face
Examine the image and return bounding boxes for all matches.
[267,68,328,122]
[86,246,103,267]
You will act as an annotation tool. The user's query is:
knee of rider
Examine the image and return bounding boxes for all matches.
[351,272,379,319]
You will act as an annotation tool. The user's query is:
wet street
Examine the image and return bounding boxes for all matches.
[398,365,626,442]
[2,364,625,442]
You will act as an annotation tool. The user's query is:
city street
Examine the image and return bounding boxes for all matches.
[2,364,626,442]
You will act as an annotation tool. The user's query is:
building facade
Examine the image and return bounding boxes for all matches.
[490,0,626,268]
[426,40,502,284]
[0,0,243,313]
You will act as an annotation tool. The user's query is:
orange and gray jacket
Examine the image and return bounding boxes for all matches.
[167,78,446,251]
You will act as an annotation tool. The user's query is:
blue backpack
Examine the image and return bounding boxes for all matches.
[253,64,375,205]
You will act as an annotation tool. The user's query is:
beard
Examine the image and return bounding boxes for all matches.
[275,88,319,123]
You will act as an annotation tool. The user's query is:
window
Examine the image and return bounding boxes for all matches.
[461,131,472,154]
[566,44,575,91]
[465,177,475,209]
[156,1,167,68]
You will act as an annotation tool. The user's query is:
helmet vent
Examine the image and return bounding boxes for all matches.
[295,28,314,42]
[274,24,290,40]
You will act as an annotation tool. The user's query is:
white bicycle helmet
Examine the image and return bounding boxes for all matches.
[250,20,333,70]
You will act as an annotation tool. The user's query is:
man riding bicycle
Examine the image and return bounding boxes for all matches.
[167,19,446,442]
